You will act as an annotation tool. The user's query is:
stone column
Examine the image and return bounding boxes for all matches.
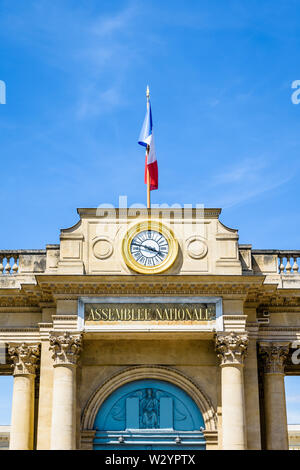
[49,332,82,450]
[36,336,54,449]
[216,332,248,450]
[259,343,289,450]
[8,343,40,450]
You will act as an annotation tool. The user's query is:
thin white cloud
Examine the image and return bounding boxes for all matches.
[0,1,141,118]
[214,157,267,184]
[0,0,139,68]
[77,85,124,119]
[90,4,138,36]
[208,156,292,208]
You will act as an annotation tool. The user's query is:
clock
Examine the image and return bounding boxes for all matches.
[122,221,178,274]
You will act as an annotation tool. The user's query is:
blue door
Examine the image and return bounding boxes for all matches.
[93,379,206,450]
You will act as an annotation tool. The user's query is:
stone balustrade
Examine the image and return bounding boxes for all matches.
[277,251,300,274]
[0,250,46,275]
[0,252,19,274]
[1,246,300,276]
[249,249,300,275]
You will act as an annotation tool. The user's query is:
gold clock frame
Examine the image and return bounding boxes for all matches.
[122,220,178,274]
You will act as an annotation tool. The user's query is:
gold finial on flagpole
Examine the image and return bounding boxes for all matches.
[146,85,150,101]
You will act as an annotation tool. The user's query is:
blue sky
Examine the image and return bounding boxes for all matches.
[0,0,300,425]
[0,0,300,248]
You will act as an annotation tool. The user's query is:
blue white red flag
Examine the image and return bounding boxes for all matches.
[138,100,158,190]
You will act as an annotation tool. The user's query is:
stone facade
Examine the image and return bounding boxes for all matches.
[0,207,299,450]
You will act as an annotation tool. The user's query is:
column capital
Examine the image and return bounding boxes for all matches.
[8,343,40,376]
[259,342,289,374]
[215,332,248,366]
[49,332,82,366]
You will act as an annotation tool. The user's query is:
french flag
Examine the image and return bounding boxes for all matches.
[138,98,158,190]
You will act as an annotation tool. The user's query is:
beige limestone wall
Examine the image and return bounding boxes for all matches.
[81,339,217,367]
[56,300,78,315]
[223,299,244,315]
[58,209,242,276]
[244,339,261,449]
[78,339,219,431]
[268,311,300,326]
[0,312,41,328]
[36,340,53,450]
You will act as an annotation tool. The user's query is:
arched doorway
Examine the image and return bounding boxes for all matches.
[93,379,206,450]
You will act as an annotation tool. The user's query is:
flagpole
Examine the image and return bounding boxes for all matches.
[146,86,150,209]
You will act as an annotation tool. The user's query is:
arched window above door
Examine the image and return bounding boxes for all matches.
[93,379,206,450]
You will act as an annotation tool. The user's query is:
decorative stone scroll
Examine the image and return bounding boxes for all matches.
[49,332,82,366]
[215,332,248,366]
[8,343,40,376]
[259,343,289,374]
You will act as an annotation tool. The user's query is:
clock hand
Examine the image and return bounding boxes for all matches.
[131,242,166,257]
[131,242,158,254]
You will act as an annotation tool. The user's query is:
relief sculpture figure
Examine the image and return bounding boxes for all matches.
[140,389,159,428]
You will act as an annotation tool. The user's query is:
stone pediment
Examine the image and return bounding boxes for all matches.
[57,208,241,276]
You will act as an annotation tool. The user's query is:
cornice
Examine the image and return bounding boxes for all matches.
[259,326,300,332]
[76,208,222,219]
[38,323,53,340]
[0,281,54,309]
[223,315,247,320]
[35,274,265,283]
[0,328,41,343]
[257,326,300,342]
[0,296,40,308]
[0,328,39,332]
[52,315,78,321]
[35,274,265,297]
[0,306,41,313]
[260,305,300,312]
[0,273,299,309]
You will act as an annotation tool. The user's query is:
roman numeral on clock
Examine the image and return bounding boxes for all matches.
[130,230,170,267]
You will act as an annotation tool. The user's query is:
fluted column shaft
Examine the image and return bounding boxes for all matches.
[216,332,248,450]
[8,344,40,450]
[49,332,82,450]
[259,343,289,450]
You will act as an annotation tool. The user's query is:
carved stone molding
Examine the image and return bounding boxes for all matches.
[186,236,208,260]
[259,343,289,374]
[80,430,97,450]
[92,237,114,260]
[202,430,219,450]
[36,275,264,298]
[8,343,40,376]
[215,332,248,366]
[49,331,82,366]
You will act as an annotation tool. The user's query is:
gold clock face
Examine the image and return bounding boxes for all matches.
[122,221,178,274]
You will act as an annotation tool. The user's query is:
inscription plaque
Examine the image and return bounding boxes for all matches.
[84,303,216,323]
